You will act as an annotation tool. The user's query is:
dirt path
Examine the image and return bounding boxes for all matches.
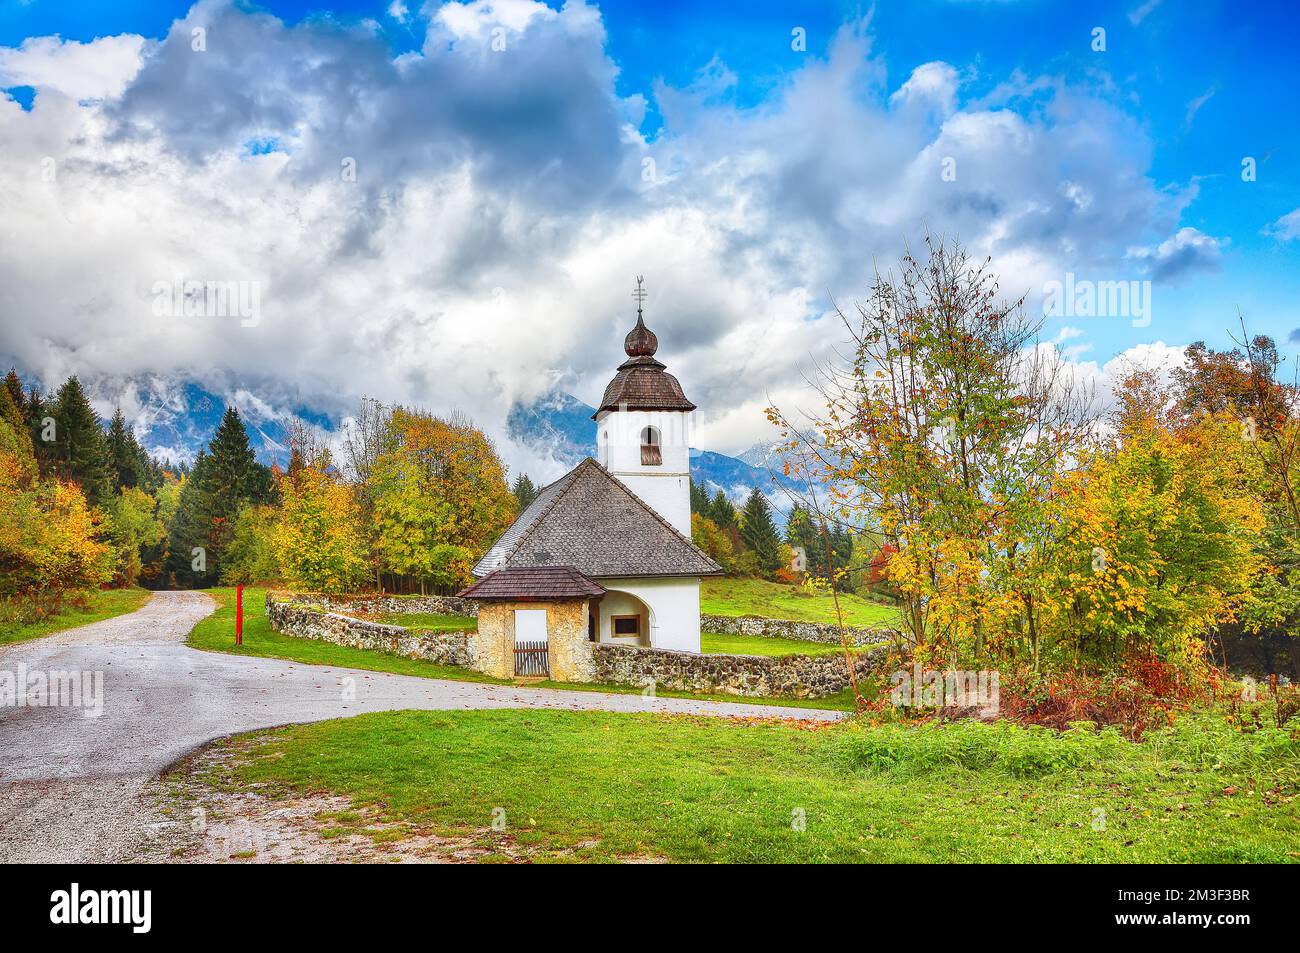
[0,590,843,862]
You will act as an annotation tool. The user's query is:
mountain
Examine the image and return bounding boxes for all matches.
[508,390,795,504]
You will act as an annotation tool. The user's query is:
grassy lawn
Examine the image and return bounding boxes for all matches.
[186,587,503,683]
[370,611,477,633]
[204,709,1300,863]
[702,577,898,627]
[0,587,152,646]
[701,631,859,657]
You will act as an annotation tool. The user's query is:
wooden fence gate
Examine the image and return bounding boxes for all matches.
[514,640,550,676]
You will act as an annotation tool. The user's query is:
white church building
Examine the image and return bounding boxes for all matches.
[459,285,721,679]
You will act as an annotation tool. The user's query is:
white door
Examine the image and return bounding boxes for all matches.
[514,609,548,644]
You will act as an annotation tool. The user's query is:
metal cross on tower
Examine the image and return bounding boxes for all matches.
[632,275,647,315]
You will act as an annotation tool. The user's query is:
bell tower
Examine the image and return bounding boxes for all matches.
[594,277,695,537]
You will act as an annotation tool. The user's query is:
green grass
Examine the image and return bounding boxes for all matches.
[702,577,899,627]
[207,709,1300,863]
[0,587,152,646]
[701,631,860,657]
[370,611,477,633]
[186,588,503,683]
[535,677,863,712]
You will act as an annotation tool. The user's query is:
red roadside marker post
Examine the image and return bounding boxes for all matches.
[236,585,244,646]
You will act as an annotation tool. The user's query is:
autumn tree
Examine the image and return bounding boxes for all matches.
[0,386,113,609]
[275,454,368,594]
[105,486,166,587]
[369,408,514,592]
[1043,370,1264,669]
[221,504,282,586]
[691,512,736,572]
[771,237,1092,665]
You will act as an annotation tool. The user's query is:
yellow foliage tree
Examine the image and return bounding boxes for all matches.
[274,456,369,595]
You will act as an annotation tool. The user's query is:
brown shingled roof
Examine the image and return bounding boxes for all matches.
[592,312,696,417]
[472,457,722,579]
[594,356,697,416]
[458,566,606,601]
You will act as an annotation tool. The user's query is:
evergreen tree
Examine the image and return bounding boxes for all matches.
[164,451,217,587]
[3,369,24,416]
[786,503,854,583]
[706,489,737,528]
[107,407,145,491]
[512,472,538,510]
[162,408,273,587]
[51,376,113,507]
[689,476,710,514]
[205,407,273,564]
[739,488,782,575]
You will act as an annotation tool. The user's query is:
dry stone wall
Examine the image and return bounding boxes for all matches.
[278,592,479,618]
[700,613,896,647]
[266,596,471,667]
[592,642,886,698]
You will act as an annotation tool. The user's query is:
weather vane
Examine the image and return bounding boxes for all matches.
[632,275,647,315]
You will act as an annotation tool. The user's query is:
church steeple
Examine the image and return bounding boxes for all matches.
[593,277,695,538]
[593,277,695,417]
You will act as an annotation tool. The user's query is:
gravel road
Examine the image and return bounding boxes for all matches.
[1,591,843,862]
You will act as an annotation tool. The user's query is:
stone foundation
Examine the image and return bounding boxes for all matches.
[592,642,885,698]
[700,613,897,647]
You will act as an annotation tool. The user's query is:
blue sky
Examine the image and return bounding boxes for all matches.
[0,0,1296,464]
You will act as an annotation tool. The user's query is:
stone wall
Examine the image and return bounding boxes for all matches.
[277,592,479,618]
[266,597,471,667]
[700,613,897,647]
[592,642,886,699]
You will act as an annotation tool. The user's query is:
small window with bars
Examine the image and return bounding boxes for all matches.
[640,426,662,465]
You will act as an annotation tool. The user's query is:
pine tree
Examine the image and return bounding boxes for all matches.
[107,407,144,491]
[205,407,273,565]
[165,451,217,587]
[707,489,737,528]
[51,376,113,507]
[3,369,24,416]
[512,472,538,510]
[162,409,273,587]
[689,476,710,514]
[739,488,782,575]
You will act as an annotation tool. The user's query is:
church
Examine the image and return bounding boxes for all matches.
[458,282,722,680]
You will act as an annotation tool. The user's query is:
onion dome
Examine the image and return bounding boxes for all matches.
[624,314,658,357]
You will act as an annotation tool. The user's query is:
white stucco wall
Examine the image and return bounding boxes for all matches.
[595,576,701,653]
[595,408,692,537]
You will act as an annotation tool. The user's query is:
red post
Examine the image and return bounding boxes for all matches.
[235,585,244,646]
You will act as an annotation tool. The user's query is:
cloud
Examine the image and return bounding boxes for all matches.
[1264,207,1300,242]
[0,34,145,100]
[0,1,1221,464]
[1127,227,1223,282]
[1128,0,1162,26]
[1184,86,1215,131]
